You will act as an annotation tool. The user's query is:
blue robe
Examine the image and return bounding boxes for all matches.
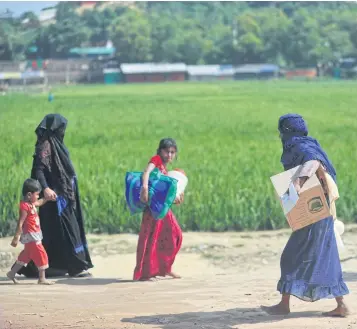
[278,135,348,301]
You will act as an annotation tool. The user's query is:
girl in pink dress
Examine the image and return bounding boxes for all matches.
[133,138,184,281]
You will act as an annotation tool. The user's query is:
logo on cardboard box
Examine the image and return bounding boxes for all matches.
[308,197,324,213]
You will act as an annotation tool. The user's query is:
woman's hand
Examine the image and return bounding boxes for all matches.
[293,179,301,195]
[140,186,149,204]
[293,177,308,195]
[44,188,57,201]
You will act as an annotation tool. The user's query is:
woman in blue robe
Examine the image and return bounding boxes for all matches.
[262,114,349,317]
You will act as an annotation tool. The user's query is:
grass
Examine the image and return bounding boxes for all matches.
[0,80,356,236]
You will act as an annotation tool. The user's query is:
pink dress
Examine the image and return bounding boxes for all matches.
[133,155,183,280]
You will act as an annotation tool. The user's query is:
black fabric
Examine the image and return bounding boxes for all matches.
[32,114,76,206]
[17,114,93,278]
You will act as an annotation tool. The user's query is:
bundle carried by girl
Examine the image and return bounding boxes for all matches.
[167,168,188,198]
[125,168,177,220]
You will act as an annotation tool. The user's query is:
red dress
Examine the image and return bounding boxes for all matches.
[133,155,183,280]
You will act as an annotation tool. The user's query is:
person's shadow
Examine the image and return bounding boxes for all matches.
[0,277,37,286]
[55,277,133,285]
[121,307,322,328]
[0,276,133,286]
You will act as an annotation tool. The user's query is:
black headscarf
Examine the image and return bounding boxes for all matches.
[31,114,76,205]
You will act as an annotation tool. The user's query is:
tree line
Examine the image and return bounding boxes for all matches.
[0,1,357,67]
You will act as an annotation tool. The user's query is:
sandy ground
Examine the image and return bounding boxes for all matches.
[1,225,357,329]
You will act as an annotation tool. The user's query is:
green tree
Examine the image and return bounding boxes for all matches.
[233,12,264,63]
[0,18,39,60]
[149,13,178,62]
[82,7,118,45]
[255,8,291,66]
[1,1,357,65]
[203,23,234,64]
[284,8,322,66]
[42,3,90,58]
[110,9,152,62]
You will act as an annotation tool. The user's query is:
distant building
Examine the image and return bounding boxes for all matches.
[76,1,97,13]
[120,63,187,83]
[88,57,122,84]
[234,64,279,80]
[75,1,134,14]
[68,46,116,59]
[339,57,357,79]
[284,68,317,79]
[187,65,234,81]
[39,7,56,26]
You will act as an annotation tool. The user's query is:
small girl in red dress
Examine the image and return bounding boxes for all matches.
[133,138,184,281]
[7,179,54,285]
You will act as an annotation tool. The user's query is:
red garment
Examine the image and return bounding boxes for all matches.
[149,155,168,174]
[17,242,49,270]
[17,202,48,269]
[20,201,41,235]
[133,155,183,280]
[19,201,43,244]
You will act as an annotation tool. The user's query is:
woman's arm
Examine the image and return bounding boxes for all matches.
[34,141,57,201]
[292,160,320,193]
[33,198,48,207]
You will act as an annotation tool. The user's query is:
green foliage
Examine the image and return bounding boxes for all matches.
[1,2,357,65]
[1,81,357,236]
[110,9,152,63]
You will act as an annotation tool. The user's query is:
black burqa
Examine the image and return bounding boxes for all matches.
[18,114,93,277]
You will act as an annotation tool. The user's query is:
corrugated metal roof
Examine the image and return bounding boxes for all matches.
[235,64,279,74]
[0,71,45,80]
[187,65,234,76]
[121,63,187,74]
[69,47,116,56]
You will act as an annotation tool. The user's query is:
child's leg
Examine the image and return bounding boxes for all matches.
[38,268,54,285]
[30,242,54,285]
[7,263,23,284]
[7,249,30,284]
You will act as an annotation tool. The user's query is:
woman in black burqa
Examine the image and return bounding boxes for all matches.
[17,113,93,278]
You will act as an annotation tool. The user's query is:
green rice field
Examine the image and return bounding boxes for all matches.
[0,81,356,236]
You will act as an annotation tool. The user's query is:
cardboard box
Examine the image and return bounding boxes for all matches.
[270,165,331,231]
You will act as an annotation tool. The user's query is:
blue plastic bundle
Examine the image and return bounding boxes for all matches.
[125,168,178,220]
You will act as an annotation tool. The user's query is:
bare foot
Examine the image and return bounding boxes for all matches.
[322,305,349,317]
[148,277,159,282]
[6,271,20,284]
[38,279,55,285]
[139,276,158,282]
[167,272,181,279]
[261,303,290,315]
[71,271,93,278]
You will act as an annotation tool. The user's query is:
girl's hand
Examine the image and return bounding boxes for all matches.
[44,188,57,201]
[140,186,149,204]
[174,193,184,205]
[11,236,19,248]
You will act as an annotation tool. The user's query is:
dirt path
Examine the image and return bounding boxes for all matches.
[1,226,357,329]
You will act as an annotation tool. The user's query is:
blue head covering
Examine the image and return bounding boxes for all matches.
[278,114,337,182]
